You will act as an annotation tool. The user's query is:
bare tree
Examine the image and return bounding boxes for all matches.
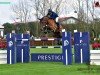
[65,0,88,31]
[71,0,86,21]
[30,0,63,19]
[11,0,31,23]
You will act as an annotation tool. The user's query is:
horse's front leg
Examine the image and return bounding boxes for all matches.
[50,25,57,32]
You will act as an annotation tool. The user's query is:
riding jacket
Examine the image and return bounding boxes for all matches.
[47,11,58,20]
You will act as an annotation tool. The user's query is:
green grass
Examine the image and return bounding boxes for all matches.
[0,62,100,75]
[30,48,62,53]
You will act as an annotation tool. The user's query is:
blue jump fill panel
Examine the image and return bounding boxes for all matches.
[6,33,16,64]
[62,30,72,65]
[74,32,90,63]
[16,34,30,63]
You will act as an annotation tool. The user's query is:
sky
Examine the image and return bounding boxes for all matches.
[0,0,14,24]
[0,0,100,25]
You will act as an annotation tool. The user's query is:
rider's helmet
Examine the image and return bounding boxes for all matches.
[48,9,52,13]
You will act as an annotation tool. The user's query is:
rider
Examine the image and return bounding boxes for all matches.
[47,9,60,28]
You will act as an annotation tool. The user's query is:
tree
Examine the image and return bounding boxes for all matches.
[70,0,87,31]
[28,22,39,36]
[30,0,63,19]
[3,23,15,34]
[11,0,31,23]
[11,0,32,32]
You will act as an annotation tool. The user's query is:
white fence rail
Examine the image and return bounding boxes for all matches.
[90,50,100,65]
[0,50,7,64]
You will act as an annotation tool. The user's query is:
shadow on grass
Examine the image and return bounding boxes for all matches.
[77,63,100,73]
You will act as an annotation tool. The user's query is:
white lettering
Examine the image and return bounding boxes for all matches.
[48,55,51,60]
[37,55,62,61]
[55,55,62,60]
[38,55,44,60]
[44,55,48,60]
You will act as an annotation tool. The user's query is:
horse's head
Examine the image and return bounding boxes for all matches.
[39,16,58,32]
[39,16,49,26]
[38,16,51,33]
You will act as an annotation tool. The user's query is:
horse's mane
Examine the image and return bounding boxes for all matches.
[40,16,55,25]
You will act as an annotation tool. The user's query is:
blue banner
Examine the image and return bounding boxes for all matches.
[31,53,62,62]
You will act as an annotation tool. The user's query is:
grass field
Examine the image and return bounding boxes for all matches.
[0,48,100,75]
[0,62,100,75]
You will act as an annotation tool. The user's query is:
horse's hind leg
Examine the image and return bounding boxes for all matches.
[53,31,62,45]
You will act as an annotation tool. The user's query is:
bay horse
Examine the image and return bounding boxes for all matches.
[39,16,63,38]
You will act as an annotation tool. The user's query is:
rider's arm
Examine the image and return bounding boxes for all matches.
[47,12,52,17]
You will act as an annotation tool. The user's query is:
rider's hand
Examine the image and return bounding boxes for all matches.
[47,14,50,18]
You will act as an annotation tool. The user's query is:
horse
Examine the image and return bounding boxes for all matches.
[39,16,63,38]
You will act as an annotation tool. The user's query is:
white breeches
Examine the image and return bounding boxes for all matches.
[56,17,59,22]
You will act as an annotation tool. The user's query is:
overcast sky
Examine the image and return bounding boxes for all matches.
[0,0,14,24]
[0,0,100,25]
